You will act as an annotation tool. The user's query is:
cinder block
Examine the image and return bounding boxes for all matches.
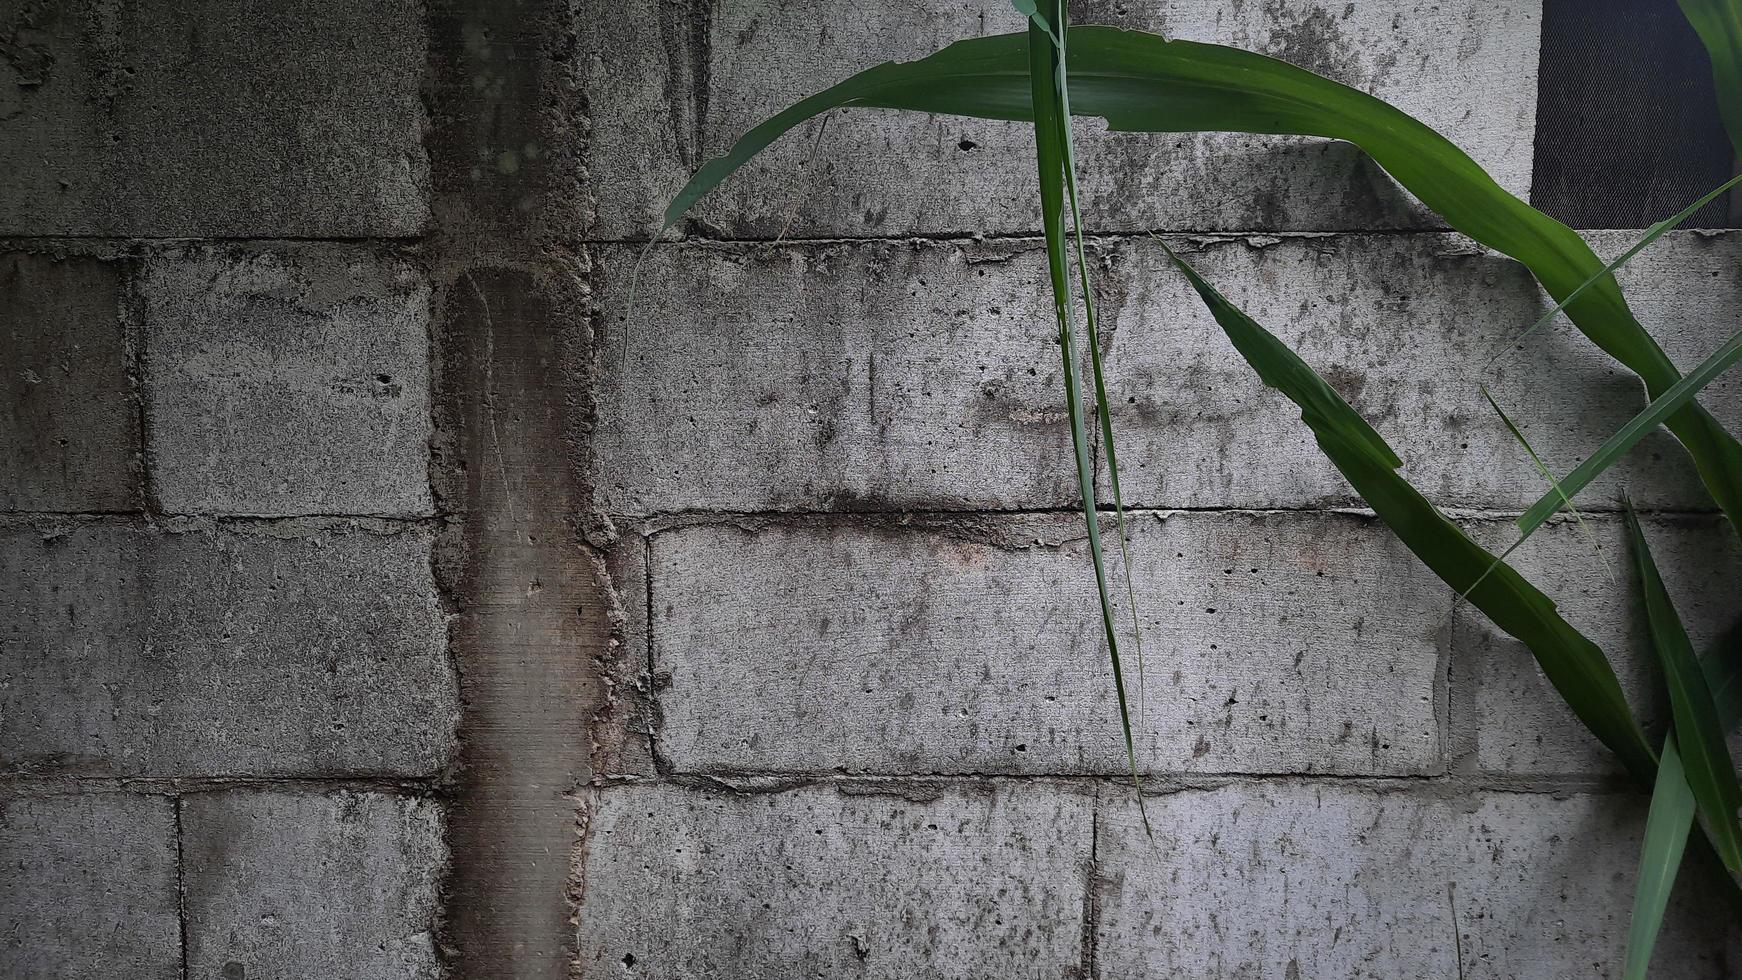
[1094,783,1741,979]
[143,246,433,517]
[1457,515,1742,777]
[0,793,180,980]
[0,0,427,237]
[0,252,139,511]
[682,0,1539,237]
[574,781,1091,978]
[0,519,457,777]
[1101,231,1742,512]
[651,510,1446,776]
[596,232,1741,514]
[183,790,444,980]
[592,240,1078,514]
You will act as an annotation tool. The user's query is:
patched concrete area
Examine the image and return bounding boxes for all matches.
[0,0,428,237]
[183,790,445,980]
[575,781,1092,978]
[0,519,456,777]
[1095,783,1742,979]
[591,240,1077,514]
[588,0,1540,239]
[0,793,181,980]
[142,246,433,517]
[0,251,138,512]
[648,510,1446,776]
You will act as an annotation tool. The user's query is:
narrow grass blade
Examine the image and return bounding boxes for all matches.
[1680,0,1742,158]
[1022,3,1147,824]
[1626,506,1742,872]
[1517,328,1742,541]
[1156,242,1657,780]
[1488,172,1742,366]
[1460,387,1607,601]
[1028,2,1149,711]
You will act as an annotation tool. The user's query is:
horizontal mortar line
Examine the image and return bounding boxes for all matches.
[0,510,449,526]
[578,223,1704,248]
[593,769,1641,796]
[0,772,448,797]
[614,502,1721,527]
[0,233,425,247]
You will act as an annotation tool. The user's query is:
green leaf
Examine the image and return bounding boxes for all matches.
[655,27,1742,537]
[1680,0,1742,158]
[1156,242,1657,782]
[1022,4,1146,819]
[1626,507,1742,872]
[1490,172,1742,364]
[1517,328,1742,541]
[1624,734,1698,980]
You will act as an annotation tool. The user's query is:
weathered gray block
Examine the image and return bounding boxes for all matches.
[0,251,139,511]
[600,232,1742,513]
[1457,515,1742,777]
[0,519,457,777]
[649,510,1446,776]
[143,246,433,517]
[662,0,1540,237]
[1095,783,1741,979]
[0,793,181,980]
[592,240,1078,513]
[0,0,427,237]
[184,790,445,980]
[575,781,1091,978]
[1103,230,1742,511]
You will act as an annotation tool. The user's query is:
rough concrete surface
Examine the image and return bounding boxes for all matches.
[0,249,138,512]
[1095,783,1742,979]
[587,0,1541,239]
[183,790,446,980]
[0,519,457,777]
[649,510,1446,776]
[0,0,429,237]
[0,793,181,980]
[597,232,1740,515]
[142,246,434,517]
[575,781,1093,978]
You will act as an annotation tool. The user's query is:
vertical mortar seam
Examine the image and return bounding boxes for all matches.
[174,794,189,980]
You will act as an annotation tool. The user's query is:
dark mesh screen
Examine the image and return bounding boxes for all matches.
[1531,0,1735,229]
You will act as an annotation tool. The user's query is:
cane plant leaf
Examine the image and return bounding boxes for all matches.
[1680,0,1742,158]
[1624,734,1698,980]
[1626,508,1742,872]
[1021,5,1147,815]
[1157,242,1657,781]
[1517,329,1742,542]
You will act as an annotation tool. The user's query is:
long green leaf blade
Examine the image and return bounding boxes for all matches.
[1022,4,1145,815]
[1680,0,1742,158]
[654,27,1742,536]
[1623,624,1742,980]
[1624,735,1698,980]
[1156,242,1656,781]
[1626,507,1742,871]
[1517,329,1742,539]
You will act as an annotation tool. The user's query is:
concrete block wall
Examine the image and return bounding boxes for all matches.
[1,2,452,979]
[579,1,1742,978]
[4,1,1741,978]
